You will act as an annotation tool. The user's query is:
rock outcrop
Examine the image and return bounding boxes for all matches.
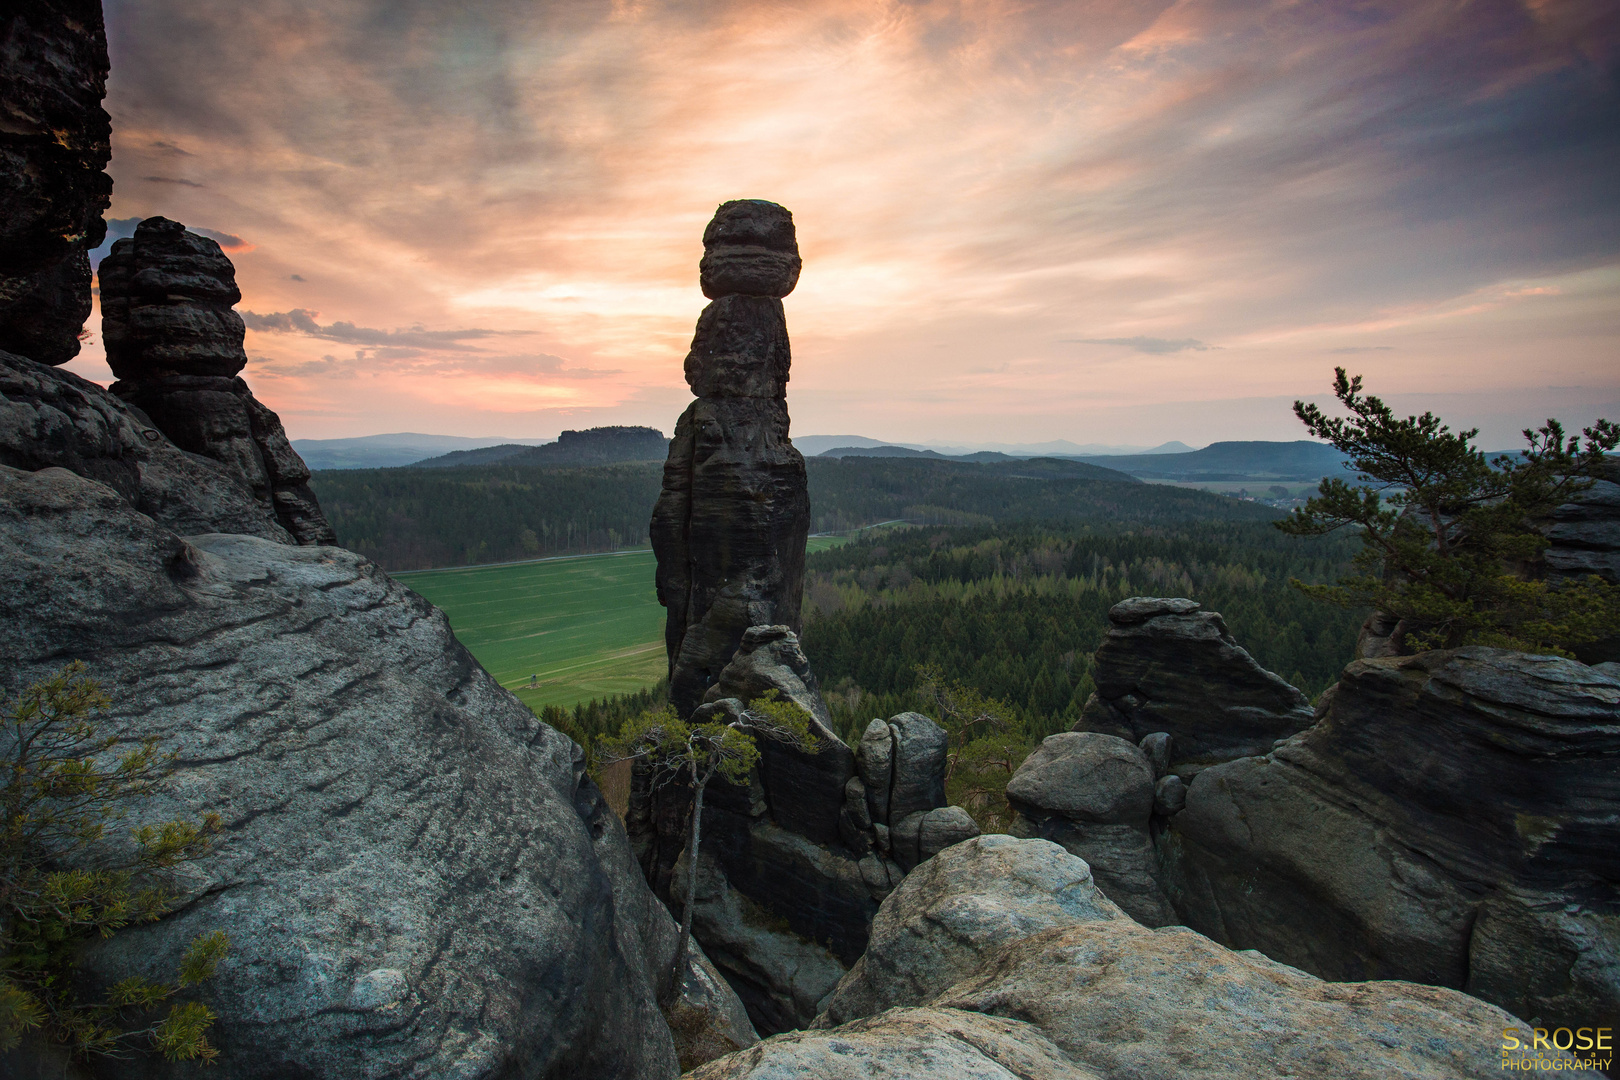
[1006,732,1173,926]
[1164,647,1620,1034]
[697,836,1545,1079]
[650,200,809,718]
[0,0,112,365]
[1074,596,1314,771]
[99,217,335,544]
[0,462,759,1078]
[1545,458,1620,664]
[1,350,292,541]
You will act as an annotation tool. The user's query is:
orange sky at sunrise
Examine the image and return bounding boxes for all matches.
[69,0,1620,448]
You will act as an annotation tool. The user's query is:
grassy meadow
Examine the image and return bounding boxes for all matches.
[395,538,848,713]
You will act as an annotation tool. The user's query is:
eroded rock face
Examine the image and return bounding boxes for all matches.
[1545,459,1620,664]
[0,463,761,1079]
[716,835,1539,1080]
[1,350,291,541]
[651,201,809,718]
[1075,596,1314,770]
[97,217,334,545]
[689,1006,1100,1080]
[1006,732,1173,927]
[1165,647,1620,1033]
[0,0,112,365]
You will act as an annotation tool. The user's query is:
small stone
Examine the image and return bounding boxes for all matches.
[1153,774,1187,816]
[1139,732,1173,778]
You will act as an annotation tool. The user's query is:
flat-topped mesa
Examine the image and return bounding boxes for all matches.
[99,217,335,545]
[652,200,811,717]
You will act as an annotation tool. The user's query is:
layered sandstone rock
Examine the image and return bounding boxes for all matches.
[1006,732,1173,926]
[651,200,809,718]
[1074,596,1314,771]
[702,836,1539,1079]
[99,217,334,544]
[0,0,112,365]
[0,463,759,1079]
[1165,647,1620,1034]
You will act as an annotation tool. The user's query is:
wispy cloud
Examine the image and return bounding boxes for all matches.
[1328,346,1394,354]
[242,309,529,354]
[1072,337,1214,354]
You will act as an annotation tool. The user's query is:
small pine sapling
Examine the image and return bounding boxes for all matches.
[0,663,229,1062]
[598,690,820,1005]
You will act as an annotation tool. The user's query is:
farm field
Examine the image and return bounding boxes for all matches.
[395,538,847,712]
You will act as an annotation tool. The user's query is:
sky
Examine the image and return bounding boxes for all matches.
[69,0,1620,448]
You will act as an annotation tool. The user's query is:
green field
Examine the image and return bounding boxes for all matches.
[395,538,847,713]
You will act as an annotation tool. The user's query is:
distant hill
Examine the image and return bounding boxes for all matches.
[800,436,1186,457]
[1072,440,1349,481]
[488,426,668,468]
[293,432,551,470]
[815,446,1141,482]
[818,445,946,459]
[412,444,537,468]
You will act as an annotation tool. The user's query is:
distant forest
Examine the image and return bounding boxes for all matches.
[800,523,1363,744]
[309,456,1282,571]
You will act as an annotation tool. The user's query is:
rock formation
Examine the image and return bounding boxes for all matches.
[0,462,766,1077]
[694,836,1546,1078]
[650,200,810,718]
[1164,647,1620,1034]
[0,0,112,365]
[99,216,335,544]
[1544,458,1620,664]
[633,624,973,1033]
[1006,731,1174,926]
[1074,596,1315,771]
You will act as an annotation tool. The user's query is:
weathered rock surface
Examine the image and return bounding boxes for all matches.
[933,924,1547,1079]
[1545,459,1620,664]
[1165,647,1620,1033]
[817,836,1129,1027]
[0,0,112,365]
[699,199,802,301]
[852,711,976,873]
[0,463,759,1078]
[1,349,292,541]
[1075,596,1314,770]
[719,835,1543,1079]
[689,1006,1100,1080]
[99,217,335,544]
[652,201,809,718]
[1006,732,1172,926]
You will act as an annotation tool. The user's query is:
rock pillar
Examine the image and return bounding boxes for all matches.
[0,0,113,365]
[99,216,335,544]
[651,200,811,716]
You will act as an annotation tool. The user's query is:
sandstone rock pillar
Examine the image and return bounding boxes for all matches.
[651,200,810,716]
[99,216,335,544]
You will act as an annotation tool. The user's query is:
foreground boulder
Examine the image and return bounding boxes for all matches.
[1075,597,1314,771]
[1165,647,1620,1033]
[696,835,1559,1079]
[0,463,756,1078]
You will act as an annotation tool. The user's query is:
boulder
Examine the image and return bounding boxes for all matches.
[0,0,112,365]
[688,1006,1099,1080]
[934,923,1550,1079]
[816,836,1129,1027]
[763,835,1561,1080]
[652,201,809,719]
[1074,596,1315,770]
[698,199,802,300]
[1005,732,1172,926]
[0,463,759,1078]
[99,217,335,545]
[1164,647,1620,1033]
